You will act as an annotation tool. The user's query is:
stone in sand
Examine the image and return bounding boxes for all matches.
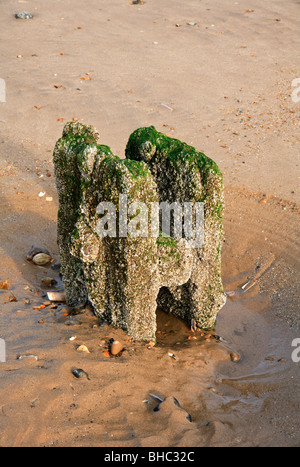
[15,12,33,19]
[53,122,226,342]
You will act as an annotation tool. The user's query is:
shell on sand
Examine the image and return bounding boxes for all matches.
[27,246,51,261]
[32,253,52,266]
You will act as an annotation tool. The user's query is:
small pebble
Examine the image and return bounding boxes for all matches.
[110,340,124,356]
[15,12,33,19]
[41,277,57,287]
[72,368,90,380]
[230,352,241,363]
[77,345,90,354]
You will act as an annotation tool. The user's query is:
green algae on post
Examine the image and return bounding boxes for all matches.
[53,122,226,342]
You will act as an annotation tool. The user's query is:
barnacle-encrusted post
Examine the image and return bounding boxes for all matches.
[126,126,226,329]
[53,122,226,342]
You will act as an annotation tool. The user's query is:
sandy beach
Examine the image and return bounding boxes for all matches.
[0,0,299,447]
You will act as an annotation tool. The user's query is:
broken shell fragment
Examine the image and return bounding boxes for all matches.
[73,303,88,315]
[17,354,38,361]
[77,345,90,353]
[168,352,176,360]
[32,253,52,266]
[47,291,66,302]
[110,340,124,356]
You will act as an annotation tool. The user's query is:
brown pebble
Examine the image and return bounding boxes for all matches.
[110,340,124,356]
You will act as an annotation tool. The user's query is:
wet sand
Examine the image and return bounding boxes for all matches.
[0,0,299,447]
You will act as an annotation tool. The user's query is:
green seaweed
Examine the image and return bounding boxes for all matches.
[125,125,222,182]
